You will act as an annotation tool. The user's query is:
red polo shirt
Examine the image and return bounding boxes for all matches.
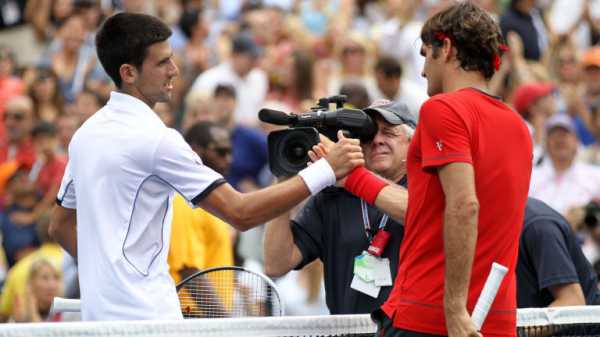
[381,88,532,337]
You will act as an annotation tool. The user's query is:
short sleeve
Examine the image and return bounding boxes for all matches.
[56,161,76,209]
[290,196,324,270]
[154,129,225,205]
[418,99,473,170]
[523,219,579,290]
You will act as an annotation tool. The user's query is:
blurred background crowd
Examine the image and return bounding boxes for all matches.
[0,0,599,323]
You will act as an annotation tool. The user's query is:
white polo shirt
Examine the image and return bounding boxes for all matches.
[57,92,225,321]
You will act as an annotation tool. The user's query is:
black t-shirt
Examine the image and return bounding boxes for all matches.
[517,198,600,307]
[291,184,404,314]
[500,7,543,61]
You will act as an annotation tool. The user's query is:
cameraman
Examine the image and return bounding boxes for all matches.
[264,100,415,314]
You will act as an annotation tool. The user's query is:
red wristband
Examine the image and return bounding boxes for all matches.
[344,166,388,205]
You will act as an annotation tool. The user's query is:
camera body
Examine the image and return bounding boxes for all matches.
[261,95,376,177]
[584,200,600,230]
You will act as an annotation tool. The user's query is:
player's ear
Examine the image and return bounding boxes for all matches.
[119,64,138,86]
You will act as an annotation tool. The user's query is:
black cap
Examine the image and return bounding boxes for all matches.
[232,32,263,58]
[363,99,416,129]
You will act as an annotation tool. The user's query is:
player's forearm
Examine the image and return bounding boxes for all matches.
[263,211,300,277]
[374,184,407,222]
[210,177,311,231]
[443,198,479,314]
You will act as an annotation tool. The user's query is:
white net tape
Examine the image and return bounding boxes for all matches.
[1,307,600,337]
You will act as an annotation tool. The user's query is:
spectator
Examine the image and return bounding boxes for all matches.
[70,88,101,122]
[13,122,67,225]
[0,216,72,323]
[529,114,600,215]
[191,32,268,127]
[28,68,64,123]
[264,101,414,314]
[517,198,600,308]
[0,47,24,132]
[25,0,74,43]
[574,46,600,145]
[580,98,600,166]
[12,257,63,322]
[181,89,214,131]
[0,96,35,196]
[370,55,427,118]
[40,14,102,103]
[339,82,370,110]
[512,82,557,163]
[210,84,270,191]
[268,49,315,113]
[0,170,41,267]
[500,0,549,61]
[168,121,235,284]
[326,33,374,97]
[175,9,210,92]
[55,114,79,155]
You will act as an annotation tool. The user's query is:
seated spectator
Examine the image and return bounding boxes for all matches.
[517,198,600,308]
[0,96,35,197]
[512,82,557,163]
[529,114,600,215]
[0,216,75,323]
[8,122,66,229]
[12,257,63,322]
[28,68,64,123]
[0,47,24,134]
[191,32,267,127]
[0,170,40,267]
[500,0,548,62]
[370,55,427,118]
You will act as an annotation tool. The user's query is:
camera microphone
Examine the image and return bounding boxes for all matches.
[258,109,297,125]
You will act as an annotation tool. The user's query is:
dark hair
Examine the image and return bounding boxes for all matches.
[339,82,370,109]
[95,12,172,87]
[214,84,237,99]
[28,67,64,118]
[420,2,506,79]
[375,55,403,78]
[292,50,314,101]
[179,9,202,39]
[184,121,226,148]
[32,121,57,138]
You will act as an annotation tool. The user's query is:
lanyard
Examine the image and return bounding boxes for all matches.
[360,200,389,240]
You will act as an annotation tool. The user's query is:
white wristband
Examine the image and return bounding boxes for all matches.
[298,158,336,195]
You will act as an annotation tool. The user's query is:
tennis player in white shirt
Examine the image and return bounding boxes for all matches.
[49,12,363,321]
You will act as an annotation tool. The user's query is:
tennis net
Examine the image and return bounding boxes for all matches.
[0,306,598,337]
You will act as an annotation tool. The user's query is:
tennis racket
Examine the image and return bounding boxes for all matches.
[177,266,285,318]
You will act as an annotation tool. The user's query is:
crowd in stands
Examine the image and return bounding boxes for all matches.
[0,0,599,322]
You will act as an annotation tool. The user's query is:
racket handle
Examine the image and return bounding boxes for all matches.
[51,297,81,313]
[471,262,508,330]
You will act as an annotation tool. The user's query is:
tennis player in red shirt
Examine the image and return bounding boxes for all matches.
[339,3,532,337]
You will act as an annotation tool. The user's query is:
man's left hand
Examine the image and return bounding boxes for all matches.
[446,309,482,337]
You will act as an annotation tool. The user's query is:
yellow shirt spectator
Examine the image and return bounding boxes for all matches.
[0,243,63,320]
[168,194,234,283]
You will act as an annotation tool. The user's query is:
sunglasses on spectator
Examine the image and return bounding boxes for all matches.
[3,111,26,121]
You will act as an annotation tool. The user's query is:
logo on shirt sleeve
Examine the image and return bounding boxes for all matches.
[436,140,443,152]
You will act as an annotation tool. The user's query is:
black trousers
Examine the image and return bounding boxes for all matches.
[371,309,446,337]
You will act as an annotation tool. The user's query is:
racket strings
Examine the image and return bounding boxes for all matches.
[177,269,282,318]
